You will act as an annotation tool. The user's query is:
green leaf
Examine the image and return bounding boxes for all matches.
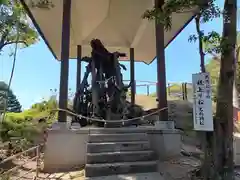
[0,0,39,52]
[142,0,221,32]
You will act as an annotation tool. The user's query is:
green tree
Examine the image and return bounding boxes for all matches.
[7,92,21,112]
[0,0,39,53]
[0,81,22,113]
[205,59,219,100]
[206,33,240,84]
[214,1,237,179]
[206,32,240,103]
[143,0,237,179]
[31,97,57,112]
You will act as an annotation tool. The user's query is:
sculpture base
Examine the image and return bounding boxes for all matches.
[43,124,181,172]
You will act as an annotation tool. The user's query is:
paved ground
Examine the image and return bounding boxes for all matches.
[8,169,85,180]
[5,143,240,179]
[3,159,85,180]
[2,143,202,180]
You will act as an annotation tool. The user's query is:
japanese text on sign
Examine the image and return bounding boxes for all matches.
[192,72,213,131]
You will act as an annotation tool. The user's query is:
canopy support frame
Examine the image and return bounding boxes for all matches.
[58,0,72,122]
[130,48,136,105]
[76,45,82,92]
[155,0,168,121]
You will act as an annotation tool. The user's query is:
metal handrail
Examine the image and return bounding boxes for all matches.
[123,80,156,84]
[0,144,42,180]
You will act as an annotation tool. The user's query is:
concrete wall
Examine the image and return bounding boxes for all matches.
[43,127,181,172]
[43,128,89,172]
[147,129,182,160]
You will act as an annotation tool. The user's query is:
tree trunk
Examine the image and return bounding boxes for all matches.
[194,13,213,180]
[233,46,239,119]
[195,14,206,73]
[233,79,238,122]
[214,0,237,179]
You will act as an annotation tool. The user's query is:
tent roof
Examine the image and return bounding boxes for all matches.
[21,0,197,64]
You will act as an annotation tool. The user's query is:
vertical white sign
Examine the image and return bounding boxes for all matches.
[192,72,213,131]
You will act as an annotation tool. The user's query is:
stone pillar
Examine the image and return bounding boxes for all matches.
[58,0,72,123]
[155,0,168,121]
[130,48,135,105]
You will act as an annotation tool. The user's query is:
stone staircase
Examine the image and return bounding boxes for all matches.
[85,130,158,177]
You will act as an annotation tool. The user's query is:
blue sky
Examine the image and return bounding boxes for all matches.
[0,0,238,109]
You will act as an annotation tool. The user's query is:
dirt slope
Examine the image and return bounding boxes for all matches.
[133,94,193,130]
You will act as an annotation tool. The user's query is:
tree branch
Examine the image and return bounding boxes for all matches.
[3,41,27,47]
[0,41,27,51]
[175,8,196,14]
[195,14,206,72]
[0,30,9,46]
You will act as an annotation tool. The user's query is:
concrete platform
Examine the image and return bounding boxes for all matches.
[85,172,164,180]
[44,125,181,172]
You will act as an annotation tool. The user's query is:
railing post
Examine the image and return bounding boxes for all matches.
[184,82,188,100]
[168,83,170,96]
[182,83,185,100]
[147,85,149,96]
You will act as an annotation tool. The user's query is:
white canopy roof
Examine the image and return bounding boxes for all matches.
[22,0,197,64]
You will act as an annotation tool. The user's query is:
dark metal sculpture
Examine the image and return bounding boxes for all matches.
[72,39,144,127]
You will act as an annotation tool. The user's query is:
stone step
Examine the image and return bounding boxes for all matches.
[87,150,155,164]
[87,141,150,153]
[88,133,148,143]
[85,172,162,180]
[85,161,158,177]
[104,120,140,128]
[89,127,154,134]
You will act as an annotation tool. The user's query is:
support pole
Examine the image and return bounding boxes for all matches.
[130,48,135,105]
[155,0,168,121]
[58,0,71,122]
[76,45,82,91]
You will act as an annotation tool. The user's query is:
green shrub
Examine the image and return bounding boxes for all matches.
[0,110,55,151]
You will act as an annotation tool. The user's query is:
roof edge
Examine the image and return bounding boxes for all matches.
[20,0,58,59]
[20,0,196,65]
